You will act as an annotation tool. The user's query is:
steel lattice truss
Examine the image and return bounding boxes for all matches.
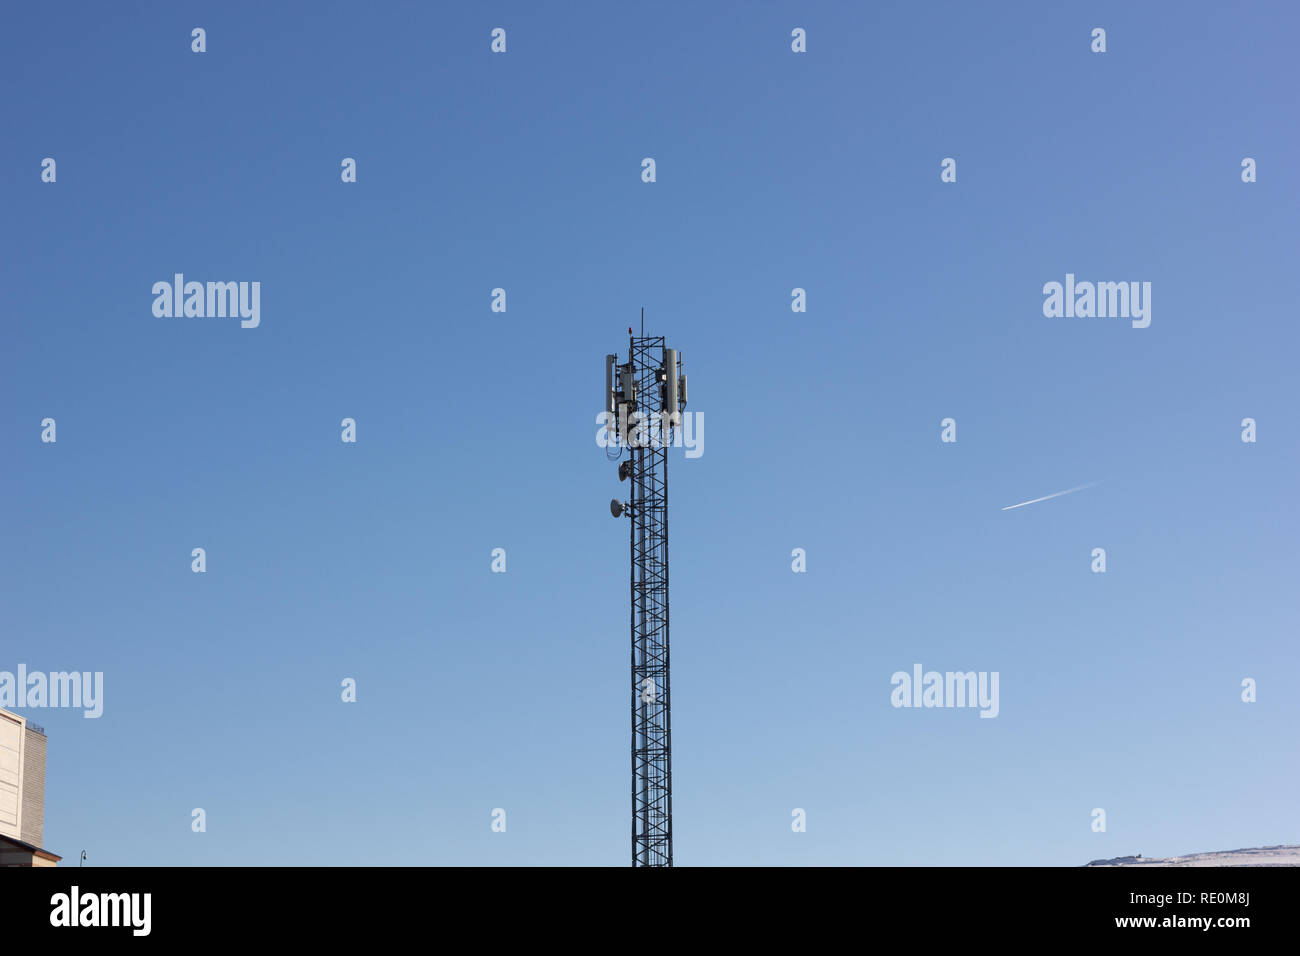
[629,335,672,867]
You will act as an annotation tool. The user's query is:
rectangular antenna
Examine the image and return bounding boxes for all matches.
[663,348,679,425]
[605,354,616,440]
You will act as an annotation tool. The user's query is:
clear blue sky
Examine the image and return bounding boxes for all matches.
[2,1,1296,866]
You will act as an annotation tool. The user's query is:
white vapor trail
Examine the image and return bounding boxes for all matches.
[1001,482,1099,511]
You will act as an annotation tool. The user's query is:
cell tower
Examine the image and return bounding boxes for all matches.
[604,314,687,867]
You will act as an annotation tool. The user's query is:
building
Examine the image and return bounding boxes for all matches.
[0,708,60,866]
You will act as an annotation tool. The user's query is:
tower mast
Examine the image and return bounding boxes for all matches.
[605,319,686,866]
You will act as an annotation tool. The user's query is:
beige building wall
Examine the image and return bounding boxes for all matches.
[21,725,45,847]
[0,709,55,865]
[0,709,25,842]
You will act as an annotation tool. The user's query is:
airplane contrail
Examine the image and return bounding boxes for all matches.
[1001,481,1100,511]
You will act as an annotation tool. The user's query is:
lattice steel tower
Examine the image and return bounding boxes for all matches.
[605,317,687,867]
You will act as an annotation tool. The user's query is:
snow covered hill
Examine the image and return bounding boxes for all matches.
[1086,845,1300,867]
